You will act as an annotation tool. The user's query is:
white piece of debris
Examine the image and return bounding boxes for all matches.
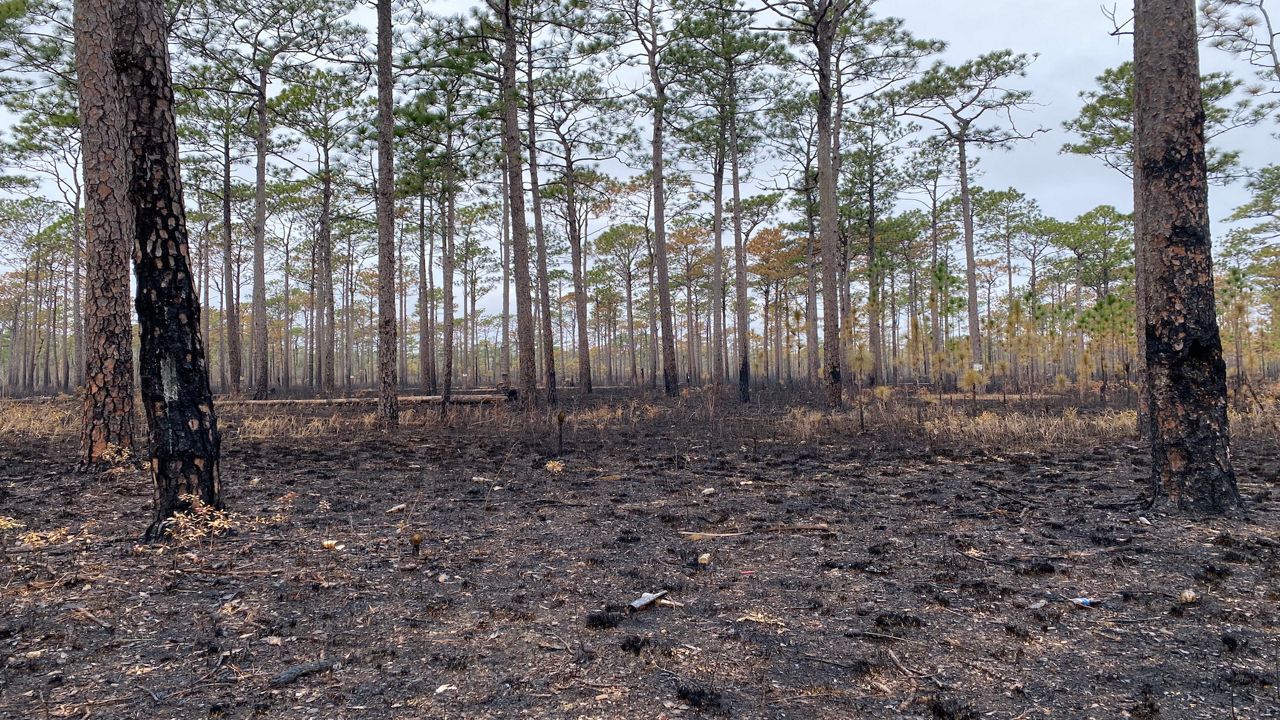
[629,590,669,611]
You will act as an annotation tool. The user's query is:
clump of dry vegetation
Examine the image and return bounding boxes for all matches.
[0,398,77,438]
[924,407,1139,448]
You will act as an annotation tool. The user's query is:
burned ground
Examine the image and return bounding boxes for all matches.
[1,394,1278,719]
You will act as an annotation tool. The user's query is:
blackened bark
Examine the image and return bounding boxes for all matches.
[710,122,726,389]
[815,1,842,406]
[729,107,750,402]
[375,0,399,428]
[1134,0,1238,512]
[114,0,222,538]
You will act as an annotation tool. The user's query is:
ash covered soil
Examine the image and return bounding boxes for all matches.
[1,395,1278,719]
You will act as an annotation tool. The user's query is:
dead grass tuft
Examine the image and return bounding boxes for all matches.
[924,407,1140,449]
[0,399,77,438]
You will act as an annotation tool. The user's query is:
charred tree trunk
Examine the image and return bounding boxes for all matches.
[710,121,726,389]
[1133,0,1238,513]
[729,105,751,403]
[815,2,842,406]
[374,0,399,428]
[113,0,222,538]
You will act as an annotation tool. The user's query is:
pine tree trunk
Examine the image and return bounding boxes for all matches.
[957,136,982,368]
[729,106,751,403]
[75,0,135,464]
[500,159,511,381]
[281,235,291,391]
[562,156,593,394]
[525,32,557,404]
[805,184,819,384]
[319,152,336,395]
[374,0,399,428]
[815,5,842,406]
[1133,0,1238,512]
[71,203,84,386]
[418,194,434,394]
[647,57,678,397]
[501,0,537,408]
[221,137,242,394]
[440,157,456,415]
[110,0,222,538]
[867,181,883,387]
[250,66,270,399]
[711,131,726,389]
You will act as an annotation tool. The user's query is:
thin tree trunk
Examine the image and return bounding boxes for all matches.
[501,0,537,407]
[71,203,83,386]
[647,59,678,397]
[418,193,434,393]
[729,107,750,403]
[221,135,242,394]
[500,158,511,381]
[250,66,269,400]
[563,156,593,393]
[815,7,842,406]
[525,31,556,404]
[957,136,982,368]
[374,0,399,427]
[710,122,726,390]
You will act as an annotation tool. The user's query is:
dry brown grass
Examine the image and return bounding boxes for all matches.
[5,390,1276,455]
[228,412,348,439]
[0,398,78,438]
[923,407,1140,449]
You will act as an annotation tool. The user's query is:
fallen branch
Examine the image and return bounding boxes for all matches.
[218,394,506,407]
[268,659,339,687]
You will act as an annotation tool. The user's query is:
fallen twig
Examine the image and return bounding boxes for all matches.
[268,659,338,687]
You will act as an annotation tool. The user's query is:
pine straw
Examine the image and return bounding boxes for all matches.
[0,398,78,438]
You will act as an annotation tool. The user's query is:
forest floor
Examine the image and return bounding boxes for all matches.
[1,391,1278,720]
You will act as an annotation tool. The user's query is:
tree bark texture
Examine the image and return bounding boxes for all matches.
[1133,0,1238,512]
[375,0,399,428]
[75,0,136,465]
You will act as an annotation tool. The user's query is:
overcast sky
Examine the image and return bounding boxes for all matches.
[416,0,1269,229]
[878,0,1269,226]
